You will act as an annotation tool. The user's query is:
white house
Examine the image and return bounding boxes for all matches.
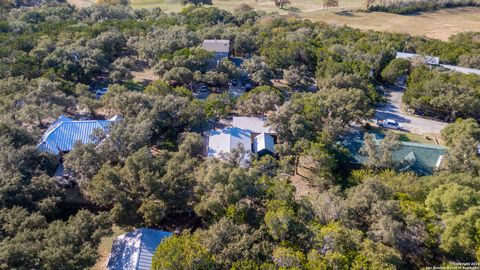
[207,127,252,160]
[232,116,274,135]
[107,228,172,270]
[207,117,276,162]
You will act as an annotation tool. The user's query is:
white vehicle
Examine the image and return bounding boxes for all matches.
[378,119,403,130]
[95,87,108,99]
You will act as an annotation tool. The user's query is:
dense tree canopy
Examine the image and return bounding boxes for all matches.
[1,2,480,269]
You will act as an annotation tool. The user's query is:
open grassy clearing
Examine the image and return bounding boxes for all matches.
[66,0,480,41]
[127,0,480,41]
[129,0,365,12]
[304,6,480,41]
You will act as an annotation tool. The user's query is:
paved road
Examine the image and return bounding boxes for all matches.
[375,86,448,136]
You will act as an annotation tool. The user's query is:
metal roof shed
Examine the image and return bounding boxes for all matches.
[253,133,275,156]
[107,228,172,270]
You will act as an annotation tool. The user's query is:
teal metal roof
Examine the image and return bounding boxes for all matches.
[37,115,120,155]
[345,139,447,175]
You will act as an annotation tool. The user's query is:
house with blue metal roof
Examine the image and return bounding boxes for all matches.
[107,228,172,270]
[36,115,120,156]
[344,138,447,175]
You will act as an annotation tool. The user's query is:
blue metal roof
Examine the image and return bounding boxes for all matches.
[107,228,172,270]
[36,115,120,155]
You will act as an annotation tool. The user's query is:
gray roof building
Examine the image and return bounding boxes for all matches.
[396,52,440,65]
[202,39,230,53]
[232,116,274,134]
[439,64,480,76]
[107,228,172,270]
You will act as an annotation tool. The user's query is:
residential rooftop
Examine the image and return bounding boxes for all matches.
[107,228,171,270]
[36,115,120,155]
[202,39,230,53]
[345,138,447,175]
[232,116,274,134]
[207,127,252,160]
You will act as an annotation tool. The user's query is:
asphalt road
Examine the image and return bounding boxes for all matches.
[375,86,448,136]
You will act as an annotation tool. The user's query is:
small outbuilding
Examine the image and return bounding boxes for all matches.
[253,133,275,156]
[107,228,172,270]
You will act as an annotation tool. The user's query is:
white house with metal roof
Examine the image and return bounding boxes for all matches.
[232,116,275,135]
[36,115,120,156]
[207,117,277,162]
[107,228,172,270]
[208,127,252,160]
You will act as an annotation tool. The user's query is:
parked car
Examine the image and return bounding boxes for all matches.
[197,83,209,92]
[95,87,108,99]
[377,119,403,130]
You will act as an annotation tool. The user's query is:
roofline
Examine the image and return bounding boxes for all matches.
[349,138,446,150]
[400,141,447,150]
[135,228,145,270]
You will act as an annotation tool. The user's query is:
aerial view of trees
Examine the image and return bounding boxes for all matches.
[0,1,480,269]
[403,65,480,121]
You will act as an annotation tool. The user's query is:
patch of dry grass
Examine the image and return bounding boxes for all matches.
[304,7,480,41]
[90,225,127,270]
[66,0,480,41]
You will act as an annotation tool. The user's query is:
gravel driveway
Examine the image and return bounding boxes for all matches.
[375,86,448,136]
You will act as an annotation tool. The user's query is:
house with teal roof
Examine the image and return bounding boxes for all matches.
[345,138,447,175]
[37,115,121,156]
